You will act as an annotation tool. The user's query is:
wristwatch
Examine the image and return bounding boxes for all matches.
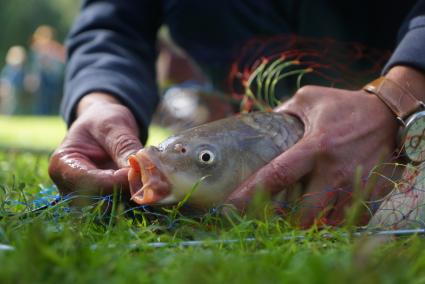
[364,77,425,163]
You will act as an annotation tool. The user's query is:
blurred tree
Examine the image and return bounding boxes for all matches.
[0,0,80,63]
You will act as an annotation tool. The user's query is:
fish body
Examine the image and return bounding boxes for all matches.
[128,112,304,208]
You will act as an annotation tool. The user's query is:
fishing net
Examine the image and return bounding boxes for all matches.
[228,35,390,111]
[1,36,424,237]
[227,35,425,230]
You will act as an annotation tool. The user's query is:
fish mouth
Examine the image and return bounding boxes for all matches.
[128,147,173,205]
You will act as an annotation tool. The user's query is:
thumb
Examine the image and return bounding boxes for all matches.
[91,111,143,168]
[226,138,316,211]
[104,127,143,168]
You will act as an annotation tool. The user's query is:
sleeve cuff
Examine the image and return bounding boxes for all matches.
[60,70,159,144]
[383,19,425,74]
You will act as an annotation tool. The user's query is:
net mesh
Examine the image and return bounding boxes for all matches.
[227,35,424,229]
[1,36,424,232]
[228,35,391,111]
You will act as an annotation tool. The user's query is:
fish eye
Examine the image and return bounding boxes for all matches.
[198,150,215,164]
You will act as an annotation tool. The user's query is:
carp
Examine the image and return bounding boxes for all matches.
[128,112,304,208]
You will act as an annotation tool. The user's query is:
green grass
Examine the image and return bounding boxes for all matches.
[1,151,425,283]
[1,117,425,283]
[0,115,172,151]
[0,116,66,151]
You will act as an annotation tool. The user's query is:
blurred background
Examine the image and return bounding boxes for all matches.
[0,0,79,152]
[0,0,225,151]
[0,0,78,116]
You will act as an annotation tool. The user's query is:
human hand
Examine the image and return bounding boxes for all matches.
[49,93,143,197]
[226,84,400,227]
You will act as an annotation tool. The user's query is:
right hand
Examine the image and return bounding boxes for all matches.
[227,85,399,227]
[49,93,143,197]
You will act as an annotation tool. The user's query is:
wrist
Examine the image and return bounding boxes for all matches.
[384,65,425,103]
[364,66,425,122]
[366,66,425,162]
[77,92,122,117]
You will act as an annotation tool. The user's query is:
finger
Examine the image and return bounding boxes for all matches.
[295,164,366,228]
[226,138,316,211]
[49,149,129,196]
[296,161,399,228]
[106,129,142,168]
[326,188,367,227]
[295,179,345,228]
[334,164,403,227]
[92,114,143,168]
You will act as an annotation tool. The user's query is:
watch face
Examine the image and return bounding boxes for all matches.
[404,112,425,163]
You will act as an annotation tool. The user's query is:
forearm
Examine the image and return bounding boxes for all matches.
[63,0,162,143]
[383,1,425,76]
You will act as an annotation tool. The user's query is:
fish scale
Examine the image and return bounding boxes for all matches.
[241,112,303,150]
[129,111,305,207]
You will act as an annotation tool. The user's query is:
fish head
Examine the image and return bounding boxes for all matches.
[128,132,239,207]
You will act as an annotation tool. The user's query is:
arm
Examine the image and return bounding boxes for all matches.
[63,0,162,143]
[49,0,162,196]
[383,0,425,78]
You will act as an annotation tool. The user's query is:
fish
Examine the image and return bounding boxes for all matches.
[128,111,304,208]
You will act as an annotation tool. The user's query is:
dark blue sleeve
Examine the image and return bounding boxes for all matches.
[384,0,425,74]
[61,0,162,143]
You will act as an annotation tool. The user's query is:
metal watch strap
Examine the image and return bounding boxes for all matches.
[364,76,424,122]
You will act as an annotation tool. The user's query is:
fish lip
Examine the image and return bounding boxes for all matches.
[128,147,172,205]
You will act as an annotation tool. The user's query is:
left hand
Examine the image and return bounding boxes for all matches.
[226,84,399,227]
[49,93,143,197]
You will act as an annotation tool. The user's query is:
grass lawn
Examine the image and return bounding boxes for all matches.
[1,116,425,283]
[0,115,172,151]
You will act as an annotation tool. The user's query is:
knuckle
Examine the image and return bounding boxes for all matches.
[48,155,60,180]
[48,149,66,177]
[111,132,140,158]
[48,152,70,195]
[290,85,318,108]
[295,85,315,97]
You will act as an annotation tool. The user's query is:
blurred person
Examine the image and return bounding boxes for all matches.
[0,79,13,115]
[49,1,425,226]
[0,46,27,114]
[27,25,65,115]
